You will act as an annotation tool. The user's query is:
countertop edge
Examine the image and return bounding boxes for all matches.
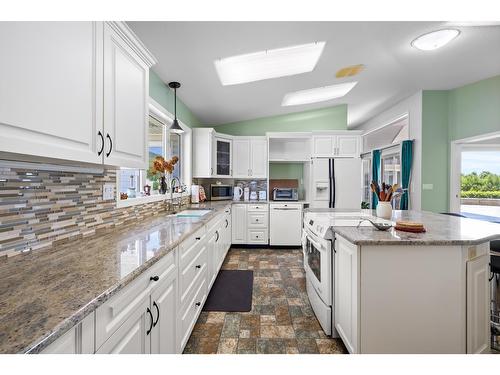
[21,203,231,354]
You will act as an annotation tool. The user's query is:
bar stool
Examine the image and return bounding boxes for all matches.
[491,240,500,352]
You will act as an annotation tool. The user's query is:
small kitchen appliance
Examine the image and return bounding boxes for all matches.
[272,187,298,201]
[233,186,243,201]
[209,184,233,201]
[243,187,250,201]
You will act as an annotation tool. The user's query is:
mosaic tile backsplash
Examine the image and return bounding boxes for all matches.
[0,166,174,258]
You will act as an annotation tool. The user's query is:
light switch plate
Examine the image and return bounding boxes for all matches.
[103,183,115,200]
[422,184,434,190]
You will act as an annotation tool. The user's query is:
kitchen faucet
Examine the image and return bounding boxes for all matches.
[170,176,182,210]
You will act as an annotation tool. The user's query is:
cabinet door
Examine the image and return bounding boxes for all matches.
[467,254,489,354]
[250,138,268,178]
[0,22,103,165]
[312,136,334,157]
[207,229,218,289]
[103,23,149,168]
[41,313,94,354]
[214,137,232,177]
[335,236,359,354]
[151,272,177,354]
[336,135,359,157]
[193,128,214,177]
[231,204,247,244]
[232,139,251,178]
[96,296,151,354]
[221,213,231,261]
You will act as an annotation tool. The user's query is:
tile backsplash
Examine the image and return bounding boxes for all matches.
[0,165,172,258]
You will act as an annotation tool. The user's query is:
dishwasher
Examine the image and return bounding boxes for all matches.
[269,203,303,246]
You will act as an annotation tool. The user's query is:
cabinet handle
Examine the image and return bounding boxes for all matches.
[97,131,104,156]
[106,134,113,157]
[195,264,201,269]
[225,219,228,228]
[195,237,201,240]
[215,230,219,242]
[150,275,159,281]
[153,301,160,327]
[211,167,213,175]
[255,219,259,222]
[195,302,201,308]
[146,307,153,335]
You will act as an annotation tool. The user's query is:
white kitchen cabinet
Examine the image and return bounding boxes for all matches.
[467,253,490,354]
[41,313,95,354]
[0,22,103,165]
[102,22,152,169]
[231,204,248,244]
[269,203,302,246]
[0,22,156,169]
[232,138,252,178]
[213,136,232,177]
[232,137,268,178]
[193,129,233,178]
[311,133,361,158]
[334,235,359,354]
[206,216,223,289]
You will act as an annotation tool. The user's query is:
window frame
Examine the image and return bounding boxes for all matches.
[115,98,191,208]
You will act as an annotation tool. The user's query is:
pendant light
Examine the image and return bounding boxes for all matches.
[168,81,184,134]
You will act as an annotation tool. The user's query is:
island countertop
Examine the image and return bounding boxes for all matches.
[0,200,231,354]
[305,209,500,246]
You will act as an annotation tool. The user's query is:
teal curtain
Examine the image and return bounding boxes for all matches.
[372,149,381,209]
[400,140,413,210]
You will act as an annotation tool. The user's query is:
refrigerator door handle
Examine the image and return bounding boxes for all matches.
[328,159,332,208]
[331,159,336,208]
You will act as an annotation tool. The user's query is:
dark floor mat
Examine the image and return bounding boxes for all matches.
[203,270,253,312]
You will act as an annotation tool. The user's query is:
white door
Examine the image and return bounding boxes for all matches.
[96,297,151,354]
[250,138,268,178]
[270,204,302,246]
[335,235,359,354]
[333,158,362,209]
[232,138,251,178]
[151,273,177,354]
[336,135,359,157]
[103,23,148,168]
[466,254,490,354]
[0,22,103,165]
[312,136,335,157]
[231,204,247,244]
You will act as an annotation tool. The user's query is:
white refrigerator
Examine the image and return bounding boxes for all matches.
[310,158,362,209]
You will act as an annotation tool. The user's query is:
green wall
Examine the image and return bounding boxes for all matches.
[211,105,348,136]
[421,91,450,212]
[269,163,305,198]
[149,70,201,128]
[421,75,500,212]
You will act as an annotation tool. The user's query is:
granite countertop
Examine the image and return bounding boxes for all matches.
[0,201,231,354]
[306,209,500,246]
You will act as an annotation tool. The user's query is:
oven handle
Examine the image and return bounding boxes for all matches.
[306,235,325,251]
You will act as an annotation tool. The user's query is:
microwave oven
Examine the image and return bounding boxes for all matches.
[209,184,233,201]
[272,187,298,201]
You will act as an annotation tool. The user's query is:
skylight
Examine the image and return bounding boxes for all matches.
[281,82,357,106]
[214,42,326,86]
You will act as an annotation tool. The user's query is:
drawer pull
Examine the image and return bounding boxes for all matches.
[215,230,219,242]
[225,219,228,228]
[150,275,159,282]
[146,307,153,335]
[195,302,201,308]
[255,219,259,222]
[195,237,201,240]
[195,264,201,269]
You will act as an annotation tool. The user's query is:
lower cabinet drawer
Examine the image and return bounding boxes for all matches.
[248,229,268,244]
[247,212,268,227]
[179,270,207,350]
[179,243,208,305]
[179,226,206,268]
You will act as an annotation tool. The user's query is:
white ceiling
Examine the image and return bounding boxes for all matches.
[128,21,500,128]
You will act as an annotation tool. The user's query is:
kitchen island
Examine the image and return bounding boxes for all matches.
[304,209,500,354]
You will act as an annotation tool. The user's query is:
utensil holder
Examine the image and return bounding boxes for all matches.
[376,201,392,219]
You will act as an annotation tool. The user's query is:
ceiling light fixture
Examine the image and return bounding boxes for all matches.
[214,42,326,86]
[168,81,184,134]
[282,82,358,107]
[411,29,460,51]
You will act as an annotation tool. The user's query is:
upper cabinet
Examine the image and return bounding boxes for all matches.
[193,128,233,178]
[232,137,267,179]
[213,136,232,177]
[312,132,361,158]
[0,22,156,168]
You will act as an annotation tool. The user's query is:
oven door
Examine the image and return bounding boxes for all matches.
[303,227,332,305]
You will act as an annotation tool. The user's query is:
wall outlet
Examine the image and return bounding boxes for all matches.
[422,183,434,191]
[103,183,115,200]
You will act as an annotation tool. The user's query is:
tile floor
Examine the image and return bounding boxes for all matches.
[183,247,347,354]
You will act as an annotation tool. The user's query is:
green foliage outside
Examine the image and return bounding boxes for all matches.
[461,171,500,199]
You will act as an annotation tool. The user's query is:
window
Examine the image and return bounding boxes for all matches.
[118,115,182,201]
[361,156,372,208]
[381,151,401,186]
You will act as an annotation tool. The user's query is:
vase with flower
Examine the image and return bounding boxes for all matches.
[149,155,180,195]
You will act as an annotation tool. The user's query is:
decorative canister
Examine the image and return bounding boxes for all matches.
[376,201,392,219]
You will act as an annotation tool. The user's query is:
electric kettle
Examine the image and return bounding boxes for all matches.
[233,186,243,201]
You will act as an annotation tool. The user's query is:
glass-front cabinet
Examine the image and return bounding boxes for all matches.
[214,137,232,176]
